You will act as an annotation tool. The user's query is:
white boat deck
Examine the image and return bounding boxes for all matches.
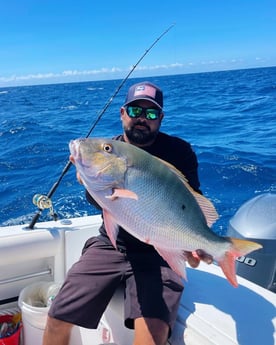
[0,215,275,345]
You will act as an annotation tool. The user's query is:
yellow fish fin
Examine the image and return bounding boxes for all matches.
[230,237,263,254]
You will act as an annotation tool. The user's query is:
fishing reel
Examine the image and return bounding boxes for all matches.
[32,194,58,221]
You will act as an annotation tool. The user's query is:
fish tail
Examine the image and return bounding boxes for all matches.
[218,238,262,287]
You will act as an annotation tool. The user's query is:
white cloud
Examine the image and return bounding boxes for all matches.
[0,58,273,87]
[0,67,124,84]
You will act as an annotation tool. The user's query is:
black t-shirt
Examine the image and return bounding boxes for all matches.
[86,131,202,251]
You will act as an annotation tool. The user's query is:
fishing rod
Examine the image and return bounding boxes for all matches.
[28,23,175,229]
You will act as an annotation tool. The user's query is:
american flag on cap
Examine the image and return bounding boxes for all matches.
[124,81,163,109]
[134,84,157,98]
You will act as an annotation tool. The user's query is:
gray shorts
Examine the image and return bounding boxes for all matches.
[48,236,184,332]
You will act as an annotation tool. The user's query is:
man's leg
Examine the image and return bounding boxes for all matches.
[133,317,169,345]
[125,253,183,345]
[43,238,125,344]
[43,316,73,345]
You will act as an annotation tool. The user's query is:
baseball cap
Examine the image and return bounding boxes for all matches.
[123,82,163,109]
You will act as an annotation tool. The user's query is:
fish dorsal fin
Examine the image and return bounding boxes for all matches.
[158,158,219,227]
[191,191,219,227]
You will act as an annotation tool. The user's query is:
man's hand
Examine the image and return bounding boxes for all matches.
[185,250,213,268]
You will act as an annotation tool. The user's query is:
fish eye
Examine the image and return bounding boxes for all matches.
[103,143,113,153]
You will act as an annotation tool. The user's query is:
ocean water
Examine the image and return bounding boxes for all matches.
[0,67,275,235]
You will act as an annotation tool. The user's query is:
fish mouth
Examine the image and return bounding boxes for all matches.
[69,140,80,162]
[69,155,75,164]
[69,139,87,165]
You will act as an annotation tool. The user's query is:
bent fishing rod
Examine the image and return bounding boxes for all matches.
[28,23,175,229]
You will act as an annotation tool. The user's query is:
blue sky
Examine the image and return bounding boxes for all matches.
[1,0,275,87]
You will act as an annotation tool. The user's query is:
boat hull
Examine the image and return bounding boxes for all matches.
[0,216,275,345]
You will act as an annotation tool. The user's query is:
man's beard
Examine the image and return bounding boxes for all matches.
[124,123,158,145]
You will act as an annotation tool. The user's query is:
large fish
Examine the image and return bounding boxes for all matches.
[69,138,262,287]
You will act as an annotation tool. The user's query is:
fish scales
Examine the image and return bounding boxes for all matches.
[123,161,215,248]
[69,138,262,287]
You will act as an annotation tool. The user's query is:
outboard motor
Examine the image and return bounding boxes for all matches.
[227,193,276,292]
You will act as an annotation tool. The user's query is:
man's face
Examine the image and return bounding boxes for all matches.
[121,100,164,147]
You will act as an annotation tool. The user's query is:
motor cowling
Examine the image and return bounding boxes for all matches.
[227,193,276,292]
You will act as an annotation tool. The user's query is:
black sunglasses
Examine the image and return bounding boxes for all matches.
[125,106,161,120]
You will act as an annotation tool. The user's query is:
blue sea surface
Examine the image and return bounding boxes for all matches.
[0,67,275,235]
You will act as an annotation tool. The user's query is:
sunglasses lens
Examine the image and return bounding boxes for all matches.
[126,106,160,120]
[127,106,143,118]
[145,109,160,120]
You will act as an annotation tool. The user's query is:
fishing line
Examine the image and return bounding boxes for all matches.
[28,23,175,229]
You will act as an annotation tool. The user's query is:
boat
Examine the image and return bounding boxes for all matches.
[0,193,275,345]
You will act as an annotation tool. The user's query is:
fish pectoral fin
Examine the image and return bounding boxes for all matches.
[103,209,119,249]
[106,188,138,201]
[155,247,188,281]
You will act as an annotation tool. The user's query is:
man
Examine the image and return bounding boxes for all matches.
[43,81,212,345]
